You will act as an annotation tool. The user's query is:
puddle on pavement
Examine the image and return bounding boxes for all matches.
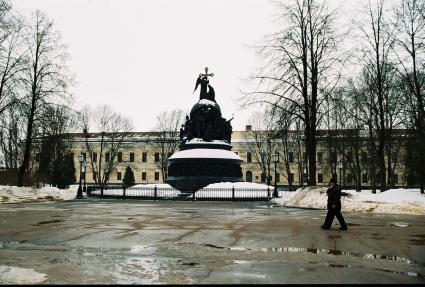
[409,234,425,245]
[182,242,424,271]
[36,219,63,225]
[205,245,424,274]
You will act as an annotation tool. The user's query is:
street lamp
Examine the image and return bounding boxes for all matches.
[82,161,88,194]
[273,150,279,198]
[338,160,343,187]
[76,153,84,198]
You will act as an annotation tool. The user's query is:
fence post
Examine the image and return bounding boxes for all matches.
[232,186,235,202]
[154,185,157,201]
[267,186,270,201]
[192,191,195,202]
[123,186,126,199]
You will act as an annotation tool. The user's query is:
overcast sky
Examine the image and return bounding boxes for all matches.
[10,0,371,132]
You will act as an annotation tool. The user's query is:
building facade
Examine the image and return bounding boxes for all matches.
[65,126,408,189]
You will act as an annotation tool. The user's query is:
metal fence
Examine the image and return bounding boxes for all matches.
[87,185,285,201]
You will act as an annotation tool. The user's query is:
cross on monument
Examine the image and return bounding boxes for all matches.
[199,67,214,80]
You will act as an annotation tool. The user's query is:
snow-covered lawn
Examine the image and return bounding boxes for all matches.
[0,185,77,204]
[272,187,425,215]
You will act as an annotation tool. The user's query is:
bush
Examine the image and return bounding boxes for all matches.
[123,166,135,188]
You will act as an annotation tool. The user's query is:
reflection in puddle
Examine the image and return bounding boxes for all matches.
[225,245,425,276]
[36,219,63,225]
[389,222,409,228]
[257,247,421,267]
[227,246,424,279]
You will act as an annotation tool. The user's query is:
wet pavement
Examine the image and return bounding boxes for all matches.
[0,199,424,284]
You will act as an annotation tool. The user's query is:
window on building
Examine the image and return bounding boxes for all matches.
[261,173,267,182]
[92,152,97,162]
[362,173,368,184]
[81,152,86,161]
[105,152,110,162]
[346,174,353,184]
[118,152,122,162]
[142,172,147,181]
[130,152,135,162]
[318,173,323,183]
[246,171,253,182]
[346,152,353,163]
[117,172,122,180]
[155,172,160,181]
[361,152,367,164]
[154,153,160,162]
[392,174,399,184]
[289,173,294,184]
[288,152,294,163]
[142,152,147,162]
[35,152,40,162]
[331,152,337,163]
[247,152,252,163]
[317,152,323,163]
[392,153,398,163]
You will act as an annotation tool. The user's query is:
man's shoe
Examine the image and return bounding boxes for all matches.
[339,226,348,231]
[321,225,330,230]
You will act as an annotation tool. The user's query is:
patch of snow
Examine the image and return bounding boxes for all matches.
[0,265,48,284]
[198,99,217,106]
[0,185,78,204]
[131,183,173,189]
[186,138,229,145]
[272,187,425,215]
[169,149,242,160]
[205,182,272,190]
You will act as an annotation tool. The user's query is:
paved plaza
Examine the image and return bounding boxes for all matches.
[0,199,424,284]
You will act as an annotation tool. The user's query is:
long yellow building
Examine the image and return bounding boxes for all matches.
[66,126,407,189]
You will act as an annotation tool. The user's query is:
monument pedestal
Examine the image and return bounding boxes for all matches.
[167,140,243,192]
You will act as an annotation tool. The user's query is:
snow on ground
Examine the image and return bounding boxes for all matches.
[0,265,48,284]
[0,185,78,204]
[2,182,424,215]
[272,186,425,215]
[205,182,272,189]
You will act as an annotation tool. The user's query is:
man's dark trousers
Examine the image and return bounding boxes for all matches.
[324,206,347,228]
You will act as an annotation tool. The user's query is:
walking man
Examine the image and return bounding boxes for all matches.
[321,178,348,230]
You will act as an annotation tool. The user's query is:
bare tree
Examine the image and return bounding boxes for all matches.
[243,111,278,186]
[355,0,399,192]
[0,107,21,171]
[17,10,72,186]
[241,0,345,186]
[394,0,425,192]
[36,105,76,187]
[0,0,24,117]
[271,104,298,188]
[80,104,133,193]
[148,109,184,182]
